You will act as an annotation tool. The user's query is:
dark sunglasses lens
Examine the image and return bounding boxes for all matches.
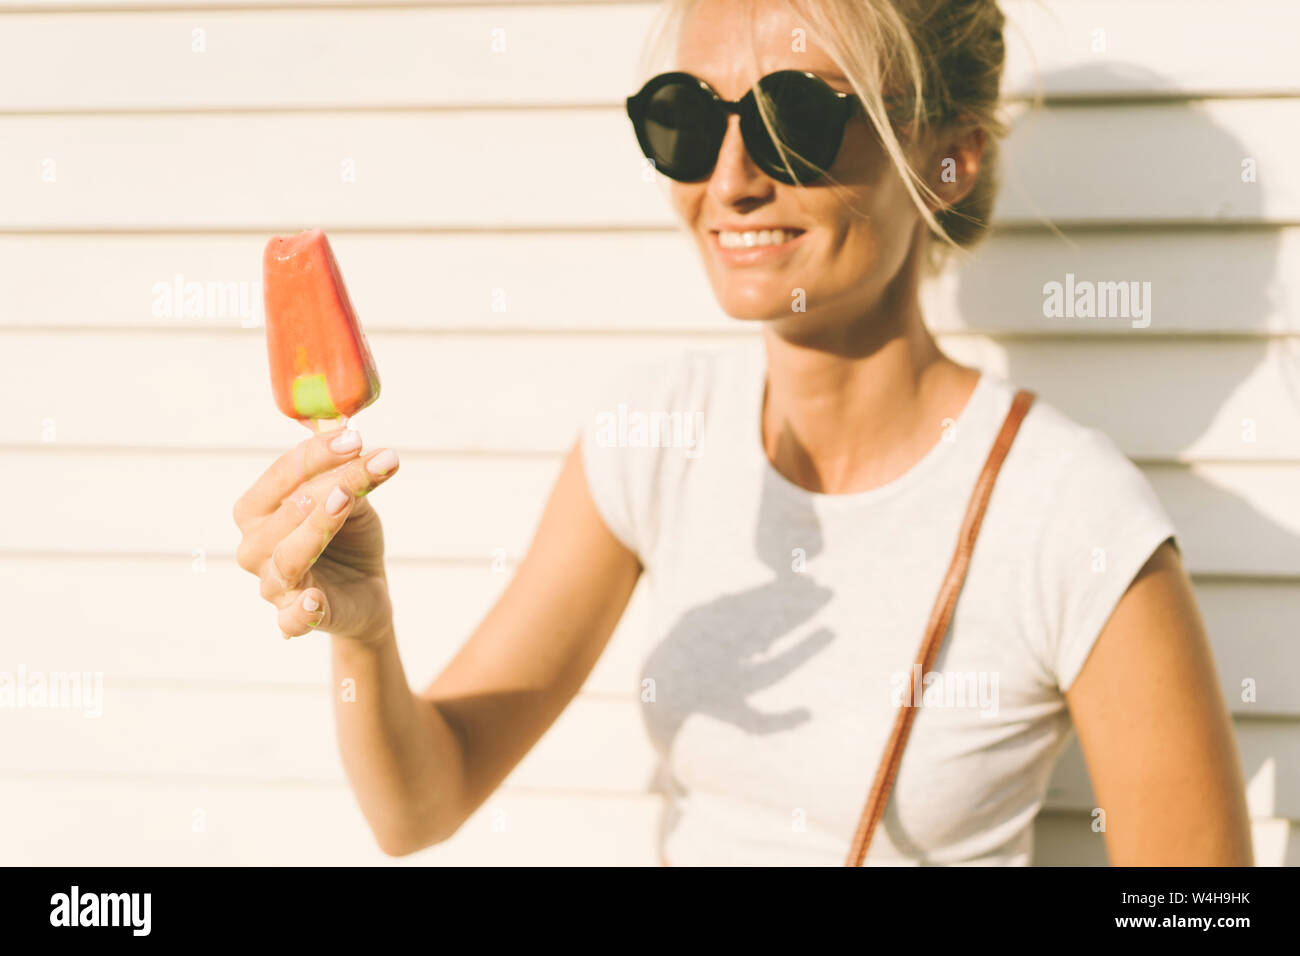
[744,72,847,184]
[639,79,723,181]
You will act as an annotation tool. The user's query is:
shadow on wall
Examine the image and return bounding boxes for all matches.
[954,62,1295,864]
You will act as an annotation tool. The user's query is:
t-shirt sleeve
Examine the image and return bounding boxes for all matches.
[577,358,671,560]
[1038,428,1179,692]
[579,379,639,556]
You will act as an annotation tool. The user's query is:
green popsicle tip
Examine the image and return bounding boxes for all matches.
[292,374,339,418]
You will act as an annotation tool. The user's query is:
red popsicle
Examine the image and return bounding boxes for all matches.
[263,229,380,431]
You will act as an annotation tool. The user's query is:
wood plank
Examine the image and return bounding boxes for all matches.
[1030,810,1110,866]
[4,450,1300,576]
[999,0,1300,100]
[1,682,1294,816]
[1031,813,1299,866]
[1,2,1296,110]
[0,331,707,453]
[973,338,1300,462]
[1148,462,1300,577]
[0,688,657,793]
[3,228,1298,335]
[993,98,1300,224]
[4,449,561,559]
[1,100,1295,229]
[2,773,1289,865]
[2,557,1292,713]
[0,7,651,112]
[926,227,1300,335]
[0,778,662,866]
[0,0,627,7]
[0,556,652,697]
[1045,717,1300,820]
[4,332,1300,460]
[1195,579,1300,719]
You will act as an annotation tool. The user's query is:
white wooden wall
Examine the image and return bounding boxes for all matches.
[1,0,1297,866]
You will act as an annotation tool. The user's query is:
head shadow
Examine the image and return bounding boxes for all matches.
[947,60,1295,863]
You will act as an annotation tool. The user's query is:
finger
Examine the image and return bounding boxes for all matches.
[234,427,365,529]
[259,449,390,603]
[236,460,347,574]
[290,446,400,511]
[247,447,400,559]
[278,587,328,639]
[355,447,400,493]
[260,482,355,601]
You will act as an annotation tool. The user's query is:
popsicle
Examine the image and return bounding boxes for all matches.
[262,229,380,431]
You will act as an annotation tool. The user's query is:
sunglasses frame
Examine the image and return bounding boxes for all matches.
[625,69,865,186]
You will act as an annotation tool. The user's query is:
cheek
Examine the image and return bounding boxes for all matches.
[810,193,912,295]
[836,188,914,264]
[670,184,714,260]
[820,134,922,275]
[670,183,704,225]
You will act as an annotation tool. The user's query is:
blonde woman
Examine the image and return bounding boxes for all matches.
[232,0,1253,865]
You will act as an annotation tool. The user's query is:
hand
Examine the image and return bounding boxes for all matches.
[233,428,401,643]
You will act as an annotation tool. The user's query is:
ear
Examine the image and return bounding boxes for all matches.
[923,120,986,212]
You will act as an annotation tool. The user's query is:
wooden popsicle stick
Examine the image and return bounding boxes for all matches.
[312,418,346,434]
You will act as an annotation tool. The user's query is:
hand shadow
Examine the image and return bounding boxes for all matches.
[641,442,838,850]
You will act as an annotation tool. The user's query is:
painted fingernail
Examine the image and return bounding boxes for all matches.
[302,592,320,612]
[330,429,361,454]
[290,491,312,516]
[366,449,399,477]
[325,485,350,515]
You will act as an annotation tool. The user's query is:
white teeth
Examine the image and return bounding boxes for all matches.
[717,228,800,249]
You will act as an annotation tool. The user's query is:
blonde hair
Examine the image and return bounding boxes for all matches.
[640,0,1009,272]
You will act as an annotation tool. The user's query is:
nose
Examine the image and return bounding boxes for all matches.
[707,113,776,206]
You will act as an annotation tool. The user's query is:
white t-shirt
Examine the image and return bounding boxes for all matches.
[579,341,1177,866]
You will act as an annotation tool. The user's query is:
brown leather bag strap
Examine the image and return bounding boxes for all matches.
[844,387,1037,867]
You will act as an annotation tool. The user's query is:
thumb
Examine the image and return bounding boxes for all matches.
[278,587,329,639]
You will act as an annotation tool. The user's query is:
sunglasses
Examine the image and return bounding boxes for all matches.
[625,69,865,186]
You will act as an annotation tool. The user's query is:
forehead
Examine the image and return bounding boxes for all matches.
[674,0,847,97]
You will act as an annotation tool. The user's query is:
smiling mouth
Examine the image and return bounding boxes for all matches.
[712,227,806,249]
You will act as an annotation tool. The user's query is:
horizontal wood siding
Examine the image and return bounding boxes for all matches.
[1,0,1296,866]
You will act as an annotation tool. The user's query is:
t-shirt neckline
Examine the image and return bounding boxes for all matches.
[747,344,993,511]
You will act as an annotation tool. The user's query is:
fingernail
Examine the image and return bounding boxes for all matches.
[302,592,320,612]
[290,491,312,516]
[325,485,350,515]
[366,449,399,477]
[330,429,361,454]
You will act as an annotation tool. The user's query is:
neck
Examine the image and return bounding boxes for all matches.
[758,244,978,495]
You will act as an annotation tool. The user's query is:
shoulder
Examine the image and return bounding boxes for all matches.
[582,341,759,462]
[578,341,759,557]
[991,377,1163,514]
[980,376,1178,690]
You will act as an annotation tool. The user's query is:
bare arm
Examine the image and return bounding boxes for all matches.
[332,440,641,855]
[1065,540,1254,866]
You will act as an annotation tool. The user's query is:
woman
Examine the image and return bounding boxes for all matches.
[232,0,1253,865]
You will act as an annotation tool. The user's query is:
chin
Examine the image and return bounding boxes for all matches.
[719,300,784,321]
[711,280,803,322]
